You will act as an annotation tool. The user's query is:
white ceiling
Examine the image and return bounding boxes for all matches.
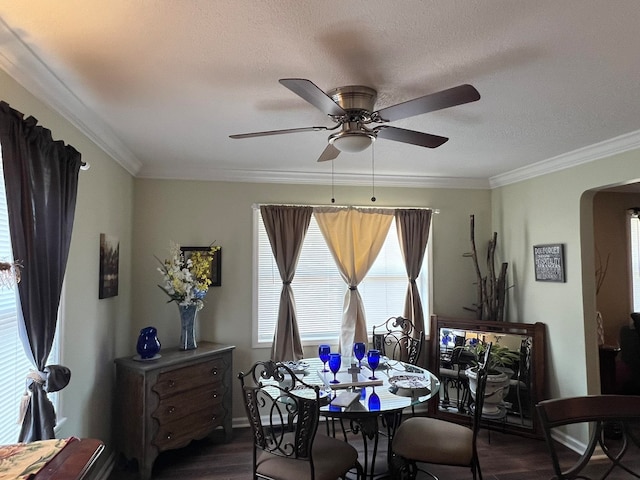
[1,1,640,188]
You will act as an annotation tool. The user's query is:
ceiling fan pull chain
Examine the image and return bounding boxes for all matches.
[371,144,376,202]
[331,160,336,204]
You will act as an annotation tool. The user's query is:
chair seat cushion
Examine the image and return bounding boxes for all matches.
[392,417,474,466]
[256,433,359,480]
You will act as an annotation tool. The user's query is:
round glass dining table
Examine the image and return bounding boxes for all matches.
[297,357,441,479]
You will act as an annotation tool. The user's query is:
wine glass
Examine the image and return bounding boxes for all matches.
[367,349,380,380]
[328,353,341,384]
[319,344,331,372]
[353,342,366,368]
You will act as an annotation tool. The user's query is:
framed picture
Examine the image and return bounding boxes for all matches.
[533,243,565,282]
[181,246,222,287]
[99,233,119,298]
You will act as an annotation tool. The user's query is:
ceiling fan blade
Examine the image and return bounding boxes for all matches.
[375,84,480,122]
[317,144,341,162]
[376,126,448,148]
[279,78,347,117]
[229,126,328,139]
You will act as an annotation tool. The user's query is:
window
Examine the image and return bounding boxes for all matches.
[630,210,640,312]
[0,146,59,443]
[254,209,432,346]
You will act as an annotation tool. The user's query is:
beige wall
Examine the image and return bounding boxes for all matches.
[1,70,134,451]
[132,178,492,421]
[492,148,640,404]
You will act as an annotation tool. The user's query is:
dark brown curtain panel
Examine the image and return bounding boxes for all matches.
[260,205,312,361]
[395,208,432,365]
[0,101,81,442]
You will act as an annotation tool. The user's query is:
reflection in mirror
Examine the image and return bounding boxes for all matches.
[438,327,533,428]
[428,316,546,438]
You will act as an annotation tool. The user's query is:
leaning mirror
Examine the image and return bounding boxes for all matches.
[427,315,547,438]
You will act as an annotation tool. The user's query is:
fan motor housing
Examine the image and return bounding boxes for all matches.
[327,86,377,115]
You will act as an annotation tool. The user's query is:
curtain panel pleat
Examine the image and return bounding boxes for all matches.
[260,205,312,361]
[313,207,393,354]
[0,101,81,442]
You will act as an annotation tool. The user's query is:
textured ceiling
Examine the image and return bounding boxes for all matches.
[1,1,640,188]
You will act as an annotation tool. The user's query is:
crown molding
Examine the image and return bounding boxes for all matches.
[137,165,491,189]
[489,129,640,188]
[0,18,142,176]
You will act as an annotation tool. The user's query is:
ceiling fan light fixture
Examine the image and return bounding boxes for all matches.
[329,131,376,153]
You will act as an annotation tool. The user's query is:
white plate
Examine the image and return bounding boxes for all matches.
[132,353,162,361]
[283,361,309,374]
[388,374,429,390]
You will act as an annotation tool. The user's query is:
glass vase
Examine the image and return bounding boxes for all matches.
[178,304,198,350]
[136,326,161,359]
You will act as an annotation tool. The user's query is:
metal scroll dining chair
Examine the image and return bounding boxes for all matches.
[391,344,492,480]
[372,316,424,367]
[238,360,364,480]
[536,394,640,479]
[372,316,424,417]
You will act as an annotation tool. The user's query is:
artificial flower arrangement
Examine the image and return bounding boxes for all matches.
[156,242,220,310]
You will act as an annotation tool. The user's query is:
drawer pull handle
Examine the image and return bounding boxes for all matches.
[168,406,176,414]
[211,368,218,376]
[212,393,218,399]
[166,432,173,440]
[168,380,176,388]
[211,416,216,422]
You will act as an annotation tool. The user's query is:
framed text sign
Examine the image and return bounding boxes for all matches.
[533,244,565,282]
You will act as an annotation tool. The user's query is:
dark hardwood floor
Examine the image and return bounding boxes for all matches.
[109,424,639,480]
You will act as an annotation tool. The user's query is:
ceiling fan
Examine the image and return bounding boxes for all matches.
[230,78,480,162]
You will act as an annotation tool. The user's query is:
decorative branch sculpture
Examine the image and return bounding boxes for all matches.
[463,214,508,321]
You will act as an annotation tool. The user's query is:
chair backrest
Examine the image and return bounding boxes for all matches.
[238,360,321,472]
[372,316,424,365]
[516,337,532,384]
[536,395,640,479]
[470,343,491,443]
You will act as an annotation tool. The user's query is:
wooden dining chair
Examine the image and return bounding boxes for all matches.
[391,344,492,480]
[238,360,364,480]
[536,395,640,479]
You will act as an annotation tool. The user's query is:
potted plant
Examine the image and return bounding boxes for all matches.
[462,340,520,415]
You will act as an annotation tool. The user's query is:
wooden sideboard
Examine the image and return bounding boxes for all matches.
[114,342,235,480]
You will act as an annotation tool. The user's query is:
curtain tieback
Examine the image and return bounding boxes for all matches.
[283,281,292,285]
[349,286,357,291]
[18,370,46,425]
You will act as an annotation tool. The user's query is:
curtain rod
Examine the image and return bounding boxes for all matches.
[251,203,439,214]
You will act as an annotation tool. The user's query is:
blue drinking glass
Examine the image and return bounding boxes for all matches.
[367,349,380,380]
[319,344,331,372]
[328,353,341,384]
[353,342,366,368]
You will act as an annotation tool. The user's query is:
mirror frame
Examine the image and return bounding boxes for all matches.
[427,314,547,438]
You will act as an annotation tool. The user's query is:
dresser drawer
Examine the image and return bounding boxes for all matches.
[153,358,223,398]
[153,407,225,451]
[152,383,224,424]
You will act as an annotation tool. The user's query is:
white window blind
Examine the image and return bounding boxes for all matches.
[630,211,640,312]
[0,145,59,443]
[255,209,431,346]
